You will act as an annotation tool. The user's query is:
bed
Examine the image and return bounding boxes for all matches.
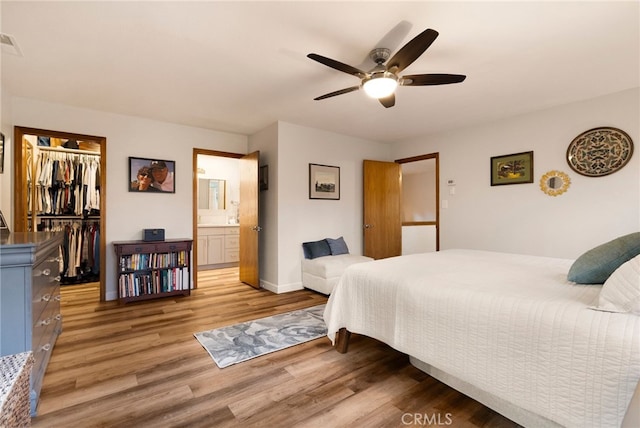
[323,249,640,428]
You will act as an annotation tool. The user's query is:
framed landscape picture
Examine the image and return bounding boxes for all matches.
[129,156,175,193]
[490,151,533,186]
[309,163,340,200]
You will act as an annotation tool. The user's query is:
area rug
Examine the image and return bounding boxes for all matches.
[194,304,327,368]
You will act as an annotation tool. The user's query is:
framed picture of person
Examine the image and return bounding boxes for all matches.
[129,157,175,193]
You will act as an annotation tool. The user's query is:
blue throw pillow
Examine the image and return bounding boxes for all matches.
[567,232,640,284]
[302,239,331,259]
[326,236,349,255]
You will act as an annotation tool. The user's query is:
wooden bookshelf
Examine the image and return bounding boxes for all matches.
[113,239,193,303]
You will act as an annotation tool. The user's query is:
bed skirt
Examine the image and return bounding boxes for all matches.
[409,356,562,428]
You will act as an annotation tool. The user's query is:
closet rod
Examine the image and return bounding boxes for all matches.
[34,215,100,220]
[37,146,100,156]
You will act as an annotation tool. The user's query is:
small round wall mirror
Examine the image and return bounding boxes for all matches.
[540,170,571,196]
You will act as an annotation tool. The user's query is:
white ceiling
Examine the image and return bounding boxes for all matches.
[1,1,638,144]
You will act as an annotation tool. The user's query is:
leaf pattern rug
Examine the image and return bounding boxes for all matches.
[194,304,327,368]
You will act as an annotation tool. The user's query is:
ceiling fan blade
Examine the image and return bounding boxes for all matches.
[314,86,360,101]
[307,53,366,77]
[378,94,395,108]
[356,20,413,69]
[401,73,467,86]
[386,28,439,74]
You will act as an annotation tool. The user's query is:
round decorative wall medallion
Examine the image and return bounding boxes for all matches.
[566,127,634,177]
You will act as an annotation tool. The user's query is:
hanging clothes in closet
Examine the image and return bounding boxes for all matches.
[33,146,101,285]
[38,219,100,285]
[34,149,101,217]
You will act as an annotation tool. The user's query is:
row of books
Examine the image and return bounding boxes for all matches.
[118,267,190,298]
[119,250,189,272]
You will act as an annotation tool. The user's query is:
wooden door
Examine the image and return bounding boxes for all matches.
[363,160,402,259]
[13,135,32,232]
[239,151,260,288]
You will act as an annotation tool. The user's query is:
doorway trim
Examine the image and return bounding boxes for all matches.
[192,148,243,289]
[395,152,440,251]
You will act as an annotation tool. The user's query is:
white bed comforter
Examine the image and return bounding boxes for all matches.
[324,250,640,427]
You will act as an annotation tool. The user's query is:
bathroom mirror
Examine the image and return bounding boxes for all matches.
[198,178,226,210]
[539,170,570,196]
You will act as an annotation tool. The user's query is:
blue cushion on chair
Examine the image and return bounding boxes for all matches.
[568,232,640,284]
[302,239,331,259]
[326,236,349,255]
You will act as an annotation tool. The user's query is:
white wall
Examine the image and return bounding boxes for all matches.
[8,97,248,300]
[0,88,14,227]
[272,122,390,292]
[248,122,279,289]
[392,88,640,259]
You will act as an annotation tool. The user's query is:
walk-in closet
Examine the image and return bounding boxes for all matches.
[13,127,107,300]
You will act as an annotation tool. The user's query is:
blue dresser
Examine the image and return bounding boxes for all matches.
[0,232,63,415]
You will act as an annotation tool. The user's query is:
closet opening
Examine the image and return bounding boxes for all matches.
[13,126,107,301]
[396,153,440,253]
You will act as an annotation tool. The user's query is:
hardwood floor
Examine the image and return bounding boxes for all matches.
[32,268,519,427]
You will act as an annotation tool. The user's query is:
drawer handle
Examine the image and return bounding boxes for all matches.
[40,344,51,352]
[54,295,62,301]
[39,318,51,326]
[55,314,62,321]
[42,268,51,276]
[41,294,51,302]
[47,257,63,263]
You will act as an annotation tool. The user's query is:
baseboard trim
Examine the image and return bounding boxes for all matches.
[260,279,303,294]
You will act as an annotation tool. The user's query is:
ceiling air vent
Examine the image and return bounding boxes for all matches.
[1,33,23,56]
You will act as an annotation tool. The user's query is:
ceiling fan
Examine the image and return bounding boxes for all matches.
[307,28,466,108]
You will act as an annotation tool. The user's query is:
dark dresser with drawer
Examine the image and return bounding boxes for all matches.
[0,232,63,416]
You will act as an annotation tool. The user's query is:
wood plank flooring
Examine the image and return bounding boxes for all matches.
[31,268,520,427]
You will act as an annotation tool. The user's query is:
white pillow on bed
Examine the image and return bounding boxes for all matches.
[592,254,640,315]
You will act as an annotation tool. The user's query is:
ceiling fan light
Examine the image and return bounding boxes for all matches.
[362,74,398,99]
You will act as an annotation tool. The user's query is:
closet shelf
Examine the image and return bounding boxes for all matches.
[36,146,100,156]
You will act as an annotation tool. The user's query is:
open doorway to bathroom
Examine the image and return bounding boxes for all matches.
[193,150,241,283]
[192,148,261,289]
